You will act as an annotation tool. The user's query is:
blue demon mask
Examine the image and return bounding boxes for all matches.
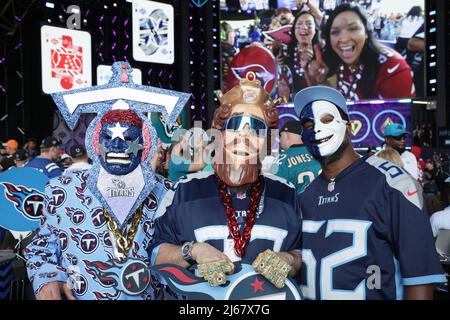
[98,111,144,175]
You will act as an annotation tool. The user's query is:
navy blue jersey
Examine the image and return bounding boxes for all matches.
[298,155,446,300]
[149,172,302,265]
[26,156,62,179]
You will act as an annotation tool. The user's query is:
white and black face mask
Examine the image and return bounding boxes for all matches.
[300,100,348,157]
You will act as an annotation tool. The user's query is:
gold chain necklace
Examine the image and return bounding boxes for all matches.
[103,206,143,259]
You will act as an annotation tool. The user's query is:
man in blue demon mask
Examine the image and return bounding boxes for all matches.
[99,112,144,175]
[24,62,189,300]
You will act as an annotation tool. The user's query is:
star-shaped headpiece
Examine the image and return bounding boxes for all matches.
[51,61,190,130]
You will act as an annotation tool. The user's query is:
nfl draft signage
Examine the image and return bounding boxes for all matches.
[151,263,302,300]
[132,0,175,64]
[41,25,92,94]
[0,168,48,232]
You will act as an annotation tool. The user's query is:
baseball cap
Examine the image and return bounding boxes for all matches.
[6,139,18,149]
[41,136,61,148]
[294,86,348,120]
[13,149,27,162]
[384,123,409,137]
[69,144,87,158]
[280,120,302,136]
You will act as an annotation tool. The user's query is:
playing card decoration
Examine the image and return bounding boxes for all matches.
[41,25,92,94]
[132,0,174,64]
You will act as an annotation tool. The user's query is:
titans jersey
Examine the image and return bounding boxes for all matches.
[26,157,62,179]
[298,155,446,300]
[24,170,175,300]
[273,145,322,194]
[149,172,302,265]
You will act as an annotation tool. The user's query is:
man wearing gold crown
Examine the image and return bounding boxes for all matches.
[24,62,189,300]
[149,73,302,289]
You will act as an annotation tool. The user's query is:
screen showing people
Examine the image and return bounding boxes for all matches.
[221,0,425,102]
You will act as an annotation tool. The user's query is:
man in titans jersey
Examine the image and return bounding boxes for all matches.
[150,73,302,287]
[293,86,445,300]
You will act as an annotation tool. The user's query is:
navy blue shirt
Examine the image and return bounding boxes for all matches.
[298,155,446,300]
[149,172,302,265]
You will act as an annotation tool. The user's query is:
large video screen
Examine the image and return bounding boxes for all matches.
[220,0,426,102]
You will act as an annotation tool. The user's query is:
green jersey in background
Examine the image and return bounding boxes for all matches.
[272,144,321,194]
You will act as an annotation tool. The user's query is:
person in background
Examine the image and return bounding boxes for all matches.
[59,153,72,171]
[24,138,40,159]
[272,120,321,194]
[13,149,29,168]
[63,144,92,175]
[25,136,62,179]
[384,123,419,180]
[423,178,442,217]
[321,3,415,100]
[0,139,18,171]
[287,6,327,92]
[430,185,450,238]
[394,6,423,62]
[376,146,404,167]
[168,129,207,183]
[407,23,425,97]
[411,145,425,186]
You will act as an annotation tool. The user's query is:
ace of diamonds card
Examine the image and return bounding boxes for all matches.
[41,25,92,94]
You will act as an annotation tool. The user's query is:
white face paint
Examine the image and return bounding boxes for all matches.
[310,100,348,157]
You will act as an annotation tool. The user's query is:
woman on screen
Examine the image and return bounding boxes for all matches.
[287,10,328,92]
[322,3,416,101]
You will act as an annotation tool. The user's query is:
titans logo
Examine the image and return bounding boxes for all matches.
[2,182,44,221]
[91,207,106,228]
[69,273,89,296]
[50,186,67,208]
[59,231,69,252]
[143,192,158,211]
[84,258,150,295]
[70,228,99,254]
[151,263,302,300]
[65,207,86,225]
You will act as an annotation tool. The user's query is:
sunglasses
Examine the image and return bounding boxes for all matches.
[225,115,268,137]
[392,135,406,141]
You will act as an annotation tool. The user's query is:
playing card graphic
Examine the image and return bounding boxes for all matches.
[41,25,92,94]
[97,65,142,85]
[132,0,174,64]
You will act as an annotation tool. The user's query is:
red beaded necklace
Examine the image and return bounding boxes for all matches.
[216,175,262,258]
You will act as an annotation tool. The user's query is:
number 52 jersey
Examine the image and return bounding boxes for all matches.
[298,155,446,300]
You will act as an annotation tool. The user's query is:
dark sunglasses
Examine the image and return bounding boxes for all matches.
[392,135,406,141]
[225,115,268,137]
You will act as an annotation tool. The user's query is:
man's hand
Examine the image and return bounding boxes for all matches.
[191,243,234,287]
[253,249,292,288]
[37,281,76,300]
[191,242,232,264]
